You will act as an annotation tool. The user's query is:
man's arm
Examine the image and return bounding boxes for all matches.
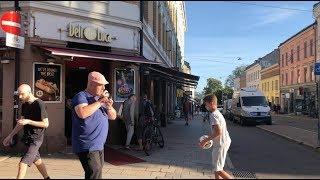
[75,101,102,119]
[22,118,49,128]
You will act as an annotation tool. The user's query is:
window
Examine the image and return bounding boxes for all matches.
[275,80,279,90]
[291,70,294,85]
[282,74,284,86]
[310,39,314,56]
[290,49,293,63]
[310,65,314,82]
[241,96,268,106]
[282,54,284,67]
[297,69,301,84]
[304,67,307,83]
[267,82,269,91]
[153,2,157,36]
[285,73,288,85]
[297,46,300,61]
[285,52,288,66]
[272,81,274,91]
[304,41,307,58]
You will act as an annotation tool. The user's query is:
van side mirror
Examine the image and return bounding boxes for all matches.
[237,103,241,107]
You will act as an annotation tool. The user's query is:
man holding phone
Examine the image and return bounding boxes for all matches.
[72,71,117,179]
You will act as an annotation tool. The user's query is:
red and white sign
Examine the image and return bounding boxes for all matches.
[0,11,21,35]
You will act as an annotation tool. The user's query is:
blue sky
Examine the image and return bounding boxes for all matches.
[185,1,317,93]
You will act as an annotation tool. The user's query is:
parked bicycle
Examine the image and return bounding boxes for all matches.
[142,113,164,156]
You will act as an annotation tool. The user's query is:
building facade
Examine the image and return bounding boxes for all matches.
[260,49,280,106]
[0,1,199,153]
[240,74,246,88]
[245,60,261,90]
[279,22,316,115]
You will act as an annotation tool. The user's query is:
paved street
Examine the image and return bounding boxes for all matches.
[1,114,320,179]
[228,118,320,179]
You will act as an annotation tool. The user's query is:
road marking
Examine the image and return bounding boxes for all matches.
[226,154,234,169]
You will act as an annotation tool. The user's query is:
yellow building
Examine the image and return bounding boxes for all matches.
[261,64,280,105]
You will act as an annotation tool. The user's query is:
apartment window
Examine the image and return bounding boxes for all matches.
[310,39,314,56]
[267,82,269,91]
[153,2,157,36]
[310,65,314,82]
[291,70,294,85]
[285,73,288,86]
[304,67,307,83]
[275,80,279,90]
[290,49,293,63]
[297,69,301,84]
[304,41,307,58]
[272,81,274,91]
[297,45,300,61]
[282,74,284,86]
[285,52,288,66]
[282,54,284,67]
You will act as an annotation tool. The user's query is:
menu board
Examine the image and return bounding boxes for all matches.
[114,68,135,102]
[33,63,62,103]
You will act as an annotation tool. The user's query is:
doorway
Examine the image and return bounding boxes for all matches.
[64,57,109,145]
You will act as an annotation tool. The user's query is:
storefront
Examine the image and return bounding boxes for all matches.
[0,6,160,152]
[280,84,317,116]
[140,64,199,125]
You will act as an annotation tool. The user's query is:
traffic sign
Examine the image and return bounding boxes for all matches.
[0,11,21,35]
[315,62,320,75]
[6,32,24,49]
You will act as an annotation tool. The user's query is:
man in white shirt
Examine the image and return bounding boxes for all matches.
[199,94,232,179]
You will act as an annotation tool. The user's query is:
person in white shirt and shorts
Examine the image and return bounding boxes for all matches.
[199,94,232,179]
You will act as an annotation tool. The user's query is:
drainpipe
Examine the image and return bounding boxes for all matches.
[139,1,143,57]
[12,0,21,146]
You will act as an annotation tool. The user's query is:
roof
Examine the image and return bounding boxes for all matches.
[245,59,261,71]
[279,22,316,47]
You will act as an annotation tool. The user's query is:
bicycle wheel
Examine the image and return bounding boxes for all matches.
[154,126,164,148]
[142,126,153,156]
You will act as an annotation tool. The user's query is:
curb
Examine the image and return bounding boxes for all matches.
[257,126,319,152]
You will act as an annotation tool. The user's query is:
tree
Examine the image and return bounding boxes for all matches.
[225,65,247,87]
[203,78,223,95]
[223,86,234,99]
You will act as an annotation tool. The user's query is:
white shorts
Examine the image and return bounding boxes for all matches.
[212,143,230,172]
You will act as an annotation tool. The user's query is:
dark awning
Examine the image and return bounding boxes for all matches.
[146,64,200,87]
[39,46,161,65]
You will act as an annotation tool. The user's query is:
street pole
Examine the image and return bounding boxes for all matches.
[12,0,21,146]
[317,81,320,148]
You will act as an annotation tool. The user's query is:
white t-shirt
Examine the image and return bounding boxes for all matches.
[210,109,231,147]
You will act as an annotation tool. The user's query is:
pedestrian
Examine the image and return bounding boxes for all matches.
[2,84,50,179]
[183,98,192,126]
[122,94,137,150]
[199,94,232,179]
[72,71,117,179]
[136,94,155,151]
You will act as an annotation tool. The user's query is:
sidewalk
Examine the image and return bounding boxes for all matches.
[257,114,320,150]
[0,115,233,179]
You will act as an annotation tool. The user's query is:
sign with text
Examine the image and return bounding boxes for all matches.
[33,63,62,103]
[114,68,135,102]
[5,32,24,49]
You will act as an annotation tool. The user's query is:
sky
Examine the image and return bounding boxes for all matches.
[184,1,318,93]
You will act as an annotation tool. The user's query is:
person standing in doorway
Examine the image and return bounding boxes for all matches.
[72,71,117,179]
[199,94,232,179]
[122,94,137,150]
[3,84,50,179]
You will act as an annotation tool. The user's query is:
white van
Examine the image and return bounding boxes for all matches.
[231,88,272,126]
